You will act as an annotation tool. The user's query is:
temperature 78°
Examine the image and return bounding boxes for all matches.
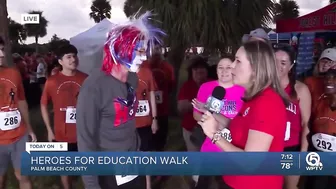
[281,162,293,169]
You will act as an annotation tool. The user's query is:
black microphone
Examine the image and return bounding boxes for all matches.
[204,86,226,114]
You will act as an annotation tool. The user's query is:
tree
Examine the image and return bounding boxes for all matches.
[124,0,274,80]
[89,0,112,23]
[0,0,13,65]
[330,0,336,4]
[274,0,299,22]
[124,0,274,114]
[8,18,27,44]
[48,34,70,52]
[24,10,48,52]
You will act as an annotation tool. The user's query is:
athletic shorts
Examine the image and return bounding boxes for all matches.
[53,140,78,151]
[0,134,29,174]
[37,77,46,85]
[137,126,154,151]
[284,145,301,152]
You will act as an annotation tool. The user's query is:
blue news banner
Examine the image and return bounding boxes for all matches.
[21,152,336,176]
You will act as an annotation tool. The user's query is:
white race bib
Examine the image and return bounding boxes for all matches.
[0,110,21,131]
[115,175,138,186]
[154,91,163,104]
[220,128,232,142]
[135,100,150,117]
[312,133,336,152]
[65,107,76,124]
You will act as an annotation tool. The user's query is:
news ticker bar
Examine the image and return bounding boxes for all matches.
[21,152,336,175]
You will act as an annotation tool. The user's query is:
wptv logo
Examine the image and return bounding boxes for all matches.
[305,152,323,171]
[21,14,40,24]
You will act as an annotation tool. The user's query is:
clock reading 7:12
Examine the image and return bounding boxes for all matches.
[281,153,293,160]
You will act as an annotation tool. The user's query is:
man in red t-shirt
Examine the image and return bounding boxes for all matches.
[178,57,208,151]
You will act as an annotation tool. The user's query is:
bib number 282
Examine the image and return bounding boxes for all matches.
[70,113,76,120]
[316,139,332,151]
[4,116,19,126]
[65,108,77,124]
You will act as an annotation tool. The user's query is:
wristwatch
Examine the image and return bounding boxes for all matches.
[211,131,222,144]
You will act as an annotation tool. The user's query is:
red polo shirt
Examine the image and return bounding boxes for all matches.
[223,87,287,189]
[178,79,200,131]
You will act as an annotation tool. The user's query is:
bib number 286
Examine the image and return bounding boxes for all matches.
[4,116,19,126]
[316,139,332,151]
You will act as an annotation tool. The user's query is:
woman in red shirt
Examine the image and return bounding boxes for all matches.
[274,44,311,189]
[178,56,209,152]
[198,41,289,189]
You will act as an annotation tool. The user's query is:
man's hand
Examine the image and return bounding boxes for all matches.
[47,130,55,142]
[151,119,158,134]
[27,127,37,142]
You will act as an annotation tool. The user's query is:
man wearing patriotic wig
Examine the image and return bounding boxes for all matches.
[76,12,165,189]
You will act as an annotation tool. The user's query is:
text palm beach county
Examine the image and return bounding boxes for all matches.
[31,156,189,165]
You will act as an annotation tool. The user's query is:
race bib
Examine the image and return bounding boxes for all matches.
[65,107,76,124]
[135,100,150,117]
[154,91,163,104]
[0,110,21,131]
[220,128,232,142]
[312,133,336,152]
[115,175,138,186]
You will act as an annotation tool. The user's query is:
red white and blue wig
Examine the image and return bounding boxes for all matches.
[102,11,165,73]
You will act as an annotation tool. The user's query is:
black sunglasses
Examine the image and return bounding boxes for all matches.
[116,84,136,107]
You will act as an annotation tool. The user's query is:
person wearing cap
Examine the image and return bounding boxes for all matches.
[304,48,336,115]
[242,28,269,44]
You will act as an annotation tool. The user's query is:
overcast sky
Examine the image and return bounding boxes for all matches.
[8,0,330,44]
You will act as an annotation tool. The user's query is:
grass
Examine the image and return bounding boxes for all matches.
[5,107,191,189]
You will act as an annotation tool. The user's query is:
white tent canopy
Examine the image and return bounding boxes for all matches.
[70,18,115,74]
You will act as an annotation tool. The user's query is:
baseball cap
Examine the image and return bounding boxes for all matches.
[319,48,336,61]
[249,28,269,41]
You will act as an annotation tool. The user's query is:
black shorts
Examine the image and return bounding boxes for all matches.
[53,140,78,151]
[137,126,154,151]
[303,176,336,189]
[38,77,46,84]
[284,145,301,152]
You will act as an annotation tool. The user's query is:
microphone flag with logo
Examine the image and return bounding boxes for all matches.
[204,86,226,114]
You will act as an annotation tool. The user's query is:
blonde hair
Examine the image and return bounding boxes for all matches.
[242,41,289,105]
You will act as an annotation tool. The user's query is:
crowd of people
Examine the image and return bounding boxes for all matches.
[0,11,335,189]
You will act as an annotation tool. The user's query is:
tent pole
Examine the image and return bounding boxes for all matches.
[277,34,279,43]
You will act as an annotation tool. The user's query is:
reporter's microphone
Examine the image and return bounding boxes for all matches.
[204,86,226,114]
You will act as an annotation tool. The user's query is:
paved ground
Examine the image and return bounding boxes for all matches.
[5,107,193,189]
